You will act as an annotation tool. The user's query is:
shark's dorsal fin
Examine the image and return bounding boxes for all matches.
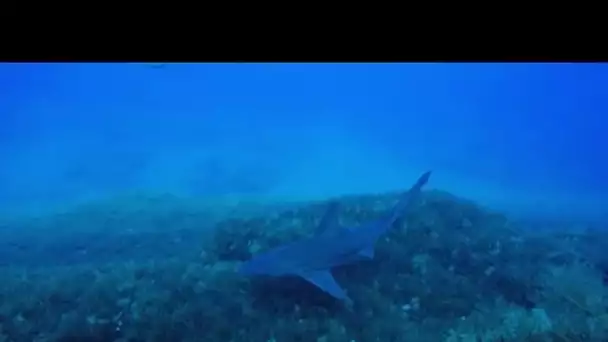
[300,270,352,304]
[315,201,342,235]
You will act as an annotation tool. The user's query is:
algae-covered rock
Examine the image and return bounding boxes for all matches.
[0,190,607,341]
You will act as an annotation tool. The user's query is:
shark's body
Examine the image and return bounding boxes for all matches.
[239,171,432,303]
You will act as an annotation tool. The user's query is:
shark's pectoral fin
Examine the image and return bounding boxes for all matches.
[357,247,375,259]
[300,270,351,303]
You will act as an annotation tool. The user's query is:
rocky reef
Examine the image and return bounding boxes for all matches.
[0,190,607,341]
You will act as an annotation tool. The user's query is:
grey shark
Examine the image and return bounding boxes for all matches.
[238,171,432,304]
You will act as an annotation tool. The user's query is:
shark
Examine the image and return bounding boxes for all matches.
[238,171,432,304]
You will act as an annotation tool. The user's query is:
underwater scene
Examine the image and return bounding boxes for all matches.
[0,62,607,341]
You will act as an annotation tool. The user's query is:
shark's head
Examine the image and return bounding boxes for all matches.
[238,253,290,277]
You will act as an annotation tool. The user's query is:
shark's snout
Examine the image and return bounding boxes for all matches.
[238,255,288,277]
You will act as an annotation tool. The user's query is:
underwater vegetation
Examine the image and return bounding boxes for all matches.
[0,185,607,341]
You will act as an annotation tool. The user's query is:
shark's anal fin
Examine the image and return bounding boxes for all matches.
[300,270,352,304]
[357,247,375,259]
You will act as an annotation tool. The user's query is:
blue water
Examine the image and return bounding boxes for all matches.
[1,62,606,220]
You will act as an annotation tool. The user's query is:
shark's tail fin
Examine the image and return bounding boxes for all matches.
[388,170,432,223]
[412,171,432,193]
[315,201,341,235]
